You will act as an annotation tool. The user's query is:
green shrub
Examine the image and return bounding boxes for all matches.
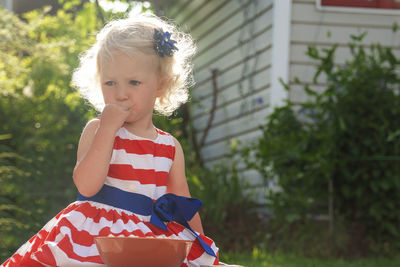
[0,5,98,260]
[0,135,45,260]
[186,161,263,252]
[242,33,400,255]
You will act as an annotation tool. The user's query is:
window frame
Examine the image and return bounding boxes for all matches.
[321,0,400,9]
[316,0,400,15]
[321,0,378,8]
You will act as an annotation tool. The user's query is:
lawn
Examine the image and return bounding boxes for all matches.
[220,248,400,267]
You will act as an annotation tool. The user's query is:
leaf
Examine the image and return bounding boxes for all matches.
[338,117,346,131]
[386,223,399,237]
[306,46,319,60]
[0,134,12,140]
[304,85,318,96]
[392,22,399,33]
[350,31,367,42]
[387,129,400,142]
[279,77,291,91]
[231,139,238,151]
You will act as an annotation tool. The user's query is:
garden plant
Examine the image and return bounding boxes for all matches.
[242,32,400,257]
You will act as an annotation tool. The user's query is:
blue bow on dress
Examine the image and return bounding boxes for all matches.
[151,194,216,257]
[77,185,216,257]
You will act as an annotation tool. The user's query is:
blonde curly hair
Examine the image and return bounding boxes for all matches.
[72,13,196,116]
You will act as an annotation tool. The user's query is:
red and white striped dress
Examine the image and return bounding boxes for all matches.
[2,127,219,267]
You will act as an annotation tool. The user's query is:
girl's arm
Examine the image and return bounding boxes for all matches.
[167,137,204,235]
[73,104,130,197]
[73,118,115,197]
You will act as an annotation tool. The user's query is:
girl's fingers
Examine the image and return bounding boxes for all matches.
[112,103,131,112]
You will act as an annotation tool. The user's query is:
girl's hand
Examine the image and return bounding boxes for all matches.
[100,103,130,133]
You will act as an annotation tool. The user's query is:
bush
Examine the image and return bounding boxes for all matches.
[0,5,99,261]
[186,161,264,252]
[242,33,400,256]
[0,135,36,260]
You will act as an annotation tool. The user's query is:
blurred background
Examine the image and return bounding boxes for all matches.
[0,0,399,266]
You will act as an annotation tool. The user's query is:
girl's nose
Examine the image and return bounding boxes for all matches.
[115,85,128,101]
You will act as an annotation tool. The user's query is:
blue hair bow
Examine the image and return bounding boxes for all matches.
[153,29,178,57]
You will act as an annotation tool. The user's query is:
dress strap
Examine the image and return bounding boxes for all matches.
[77,185,216,257]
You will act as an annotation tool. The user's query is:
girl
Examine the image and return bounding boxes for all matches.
[2,13,220,266]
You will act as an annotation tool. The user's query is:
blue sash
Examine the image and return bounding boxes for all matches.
[77,184,216,257]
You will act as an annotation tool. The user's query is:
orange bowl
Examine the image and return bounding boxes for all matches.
[94,236,193,267]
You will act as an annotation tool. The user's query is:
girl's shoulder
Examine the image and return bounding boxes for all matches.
[155,128,171,137]
[82,118,100,134]
[155,128,177,147]
[90,117,101,124]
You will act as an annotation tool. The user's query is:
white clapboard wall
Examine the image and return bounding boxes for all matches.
[164,1,273,177]
[162,0,400,199]
[289,0,400,102]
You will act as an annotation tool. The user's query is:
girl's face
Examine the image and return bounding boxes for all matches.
[100,52,163,124]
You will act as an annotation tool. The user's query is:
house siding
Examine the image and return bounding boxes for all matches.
[161,0,400,199]
[164,0,274,172]
[290,0,400,102]
[0,0,12,10]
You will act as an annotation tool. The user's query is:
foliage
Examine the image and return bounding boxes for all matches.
[0,135,39,260]
[0,4,100,261]
[241,33,400,256]
[186,159,264,252]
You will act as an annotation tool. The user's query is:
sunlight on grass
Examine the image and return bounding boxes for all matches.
[220,248,400,267]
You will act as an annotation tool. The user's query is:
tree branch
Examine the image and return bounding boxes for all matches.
[94,0,105,25]
[199,69,219,148]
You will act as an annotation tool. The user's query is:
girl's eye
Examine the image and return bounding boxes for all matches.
[105,81,116,86]
[130,80,141,86]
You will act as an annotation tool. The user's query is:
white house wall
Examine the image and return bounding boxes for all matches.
[165,0,274,175]
[0,0,12,10]
[290,0,400,102]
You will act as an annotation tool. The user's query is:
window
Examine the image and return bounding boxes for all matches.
[321,0,400,9]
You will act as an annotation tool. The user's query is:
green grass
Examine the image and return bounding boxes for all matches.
[220,248,400,267]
